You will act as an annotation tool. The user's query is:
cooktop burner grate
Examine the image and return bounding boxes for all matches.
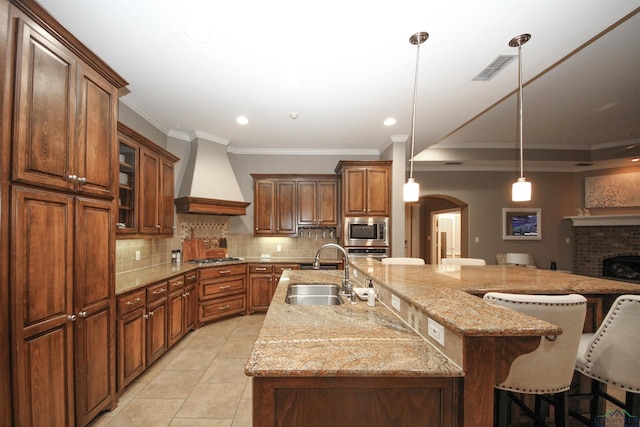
[190,257,242,264]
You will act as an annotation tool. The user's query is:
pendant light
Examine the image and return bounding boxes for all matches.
[510,33,532,202]
[403,31,429,203]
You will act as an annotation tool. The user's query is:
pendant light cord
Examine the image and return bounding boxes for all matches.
[409,41,421,180]
[517,43,524,179]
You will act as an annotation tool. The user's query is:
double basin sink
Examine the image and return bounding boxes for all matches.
[285,283,343,306]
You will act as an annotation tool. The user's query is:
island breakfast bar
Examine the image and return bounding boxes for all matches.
[246,259,640,426]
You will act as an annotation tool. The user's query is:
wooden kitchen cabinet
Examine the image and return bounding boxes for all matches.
[4,3,127,426]
[252,176,297,236]
[12,187,116,427]
[117,123,179,237]
[198,264,248,323]
[167,273,197,347]
[297,177,339,227]
[12,15,119,199]
[249,263,299,312]
[146,281,169,366]
[116,289,146,391]
[335,161,391,217]
[253,174,340,236]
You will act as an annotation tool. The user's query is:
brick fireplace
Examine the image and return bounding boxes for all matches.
[573,224,640,279]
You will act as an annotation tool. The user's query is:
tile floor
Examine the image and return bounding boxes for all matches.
[89,313,265,427]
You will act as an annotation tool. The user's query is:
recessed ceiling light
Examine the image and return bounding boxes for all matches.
[384,118,396,126]
[236,116,249,125]
[185,23,210,43]
[283,69,302,87]
[289,113,299,120]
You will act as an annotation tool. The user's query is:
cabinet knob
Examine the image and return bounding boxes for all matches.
[78,177,87,184]
[156,224,161,229]
[67,174,78,182]
[143,314,149,319]
[78,311,88,318]
[67,314,77,321]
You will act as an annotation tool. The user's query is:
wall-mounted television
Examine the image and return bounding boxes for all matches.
[503,208,542,240]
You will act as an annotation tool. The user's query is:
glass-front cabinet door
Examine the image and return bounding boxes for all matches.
[117,139,137,234]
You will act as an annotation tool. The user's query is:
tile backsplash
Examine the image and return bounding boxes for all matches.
[116,214,338,274]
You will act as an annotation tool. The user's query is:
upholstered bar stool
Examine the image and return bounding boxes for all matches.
[574,294,640,424]
[483,292,587,427]
[441,257,486,265]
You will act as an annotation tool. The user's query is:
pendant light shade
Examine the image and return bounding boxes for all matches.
[403,31,429,203]
[403,178,420,202]
[512,177,532,202]
[510,34,532,202]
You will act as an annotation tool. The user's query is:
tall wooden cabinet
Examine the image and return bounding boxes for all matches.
[335,161,391,217]
[2,2,127,426]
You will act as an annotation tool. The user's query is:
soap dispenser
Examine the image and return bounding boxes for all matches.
[367,279,376,307]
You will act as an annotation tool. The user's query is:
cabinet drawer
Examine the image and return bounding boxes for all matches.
[147,281,169,302]
[184,271,198,285]
[117,289,146,315]
[200,277,246,300]
[199,264,247,280]
[199,294,246,323]
[274,264,299,274]
[168,275,185,292]
[249,264,273,274]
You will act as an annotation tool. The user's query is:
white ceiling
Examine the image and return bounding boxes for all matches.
[38,0,640,172]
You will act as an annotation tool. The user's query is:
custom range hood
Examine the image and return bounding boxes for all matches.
[175,135,249,216]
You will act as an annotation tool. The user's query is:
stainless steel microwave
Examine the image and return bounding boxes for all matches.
[343,217,389,247]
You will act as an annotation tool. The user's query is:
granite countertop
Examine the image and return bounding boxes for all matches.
[245,270,463,378]
[348,258,640,337]
[115,257,344,295]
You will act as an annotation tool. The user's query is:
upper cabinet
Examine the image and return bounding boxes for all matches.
[117,123,179,237]
[297,178,339,227]
[252,174,339,237]
[12,16,119,199]
[335,161,391,217]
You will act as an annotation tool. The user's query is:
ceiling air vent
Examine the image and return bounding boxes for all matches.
[473,54,517,81]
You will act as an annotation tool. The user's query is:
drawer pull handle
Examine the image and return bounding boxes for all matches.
[219,305,231,310]
[187,275,196,280]
[256,267,267,271]
[219,285,231,290]
[152,288,166,294]
[143,314,149,319]
[125,297,142,306]
[172,281,183,286]
[220,270,231,274]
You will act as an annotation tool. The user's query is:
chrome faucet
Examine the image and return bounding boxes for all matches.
[313,243,355,303]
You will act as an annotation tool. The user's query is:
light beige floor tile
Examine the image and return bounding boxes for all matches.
[164,349,217,371]
[106,398,184,427]
[241,379,252,400]
[184,333,227,352]
[176,382,245,419]
[231,398,252,427]
[200,359,251,384]
[137,370,204,398]
[216,338,257,359]
[170,419,233,427]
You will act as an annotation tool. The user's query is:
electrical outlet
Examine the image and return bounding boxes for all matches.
[135,250,141,261]
[428,318,445,346]
[391,294,401,311]
[475,236,480,243]
[566,237,570,244]
[276,244,282,253]
[352,269,358,278]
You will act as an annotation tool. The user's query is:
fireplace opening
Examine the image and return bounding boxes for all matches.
[603,256,640,283]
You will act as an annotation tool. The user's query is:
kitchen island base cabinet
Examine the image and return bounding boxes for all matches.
[253,376,461,427]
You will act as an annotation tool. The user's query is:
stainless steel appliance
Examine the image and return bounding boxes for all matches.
[343,217,389,247]
[346,247,389,259]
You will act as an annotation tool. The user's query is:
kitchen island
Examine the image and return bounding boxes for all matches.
[245,260,640,426]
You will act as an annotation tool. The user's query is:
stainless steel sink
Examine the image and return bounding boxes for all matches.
[285,283,343,305]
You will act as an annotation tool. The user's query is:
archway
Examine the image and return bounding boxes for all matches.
[405,195,469,264]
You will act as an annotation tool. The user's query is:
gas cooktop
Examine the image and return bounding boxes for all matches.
[189,257,242,264]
